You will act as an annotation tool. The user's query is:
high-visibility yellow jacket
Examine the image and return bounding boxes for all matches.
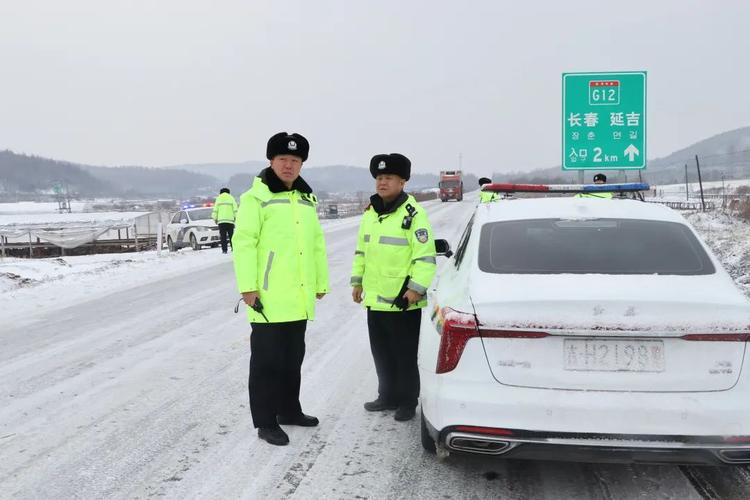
[212,192,238,224]
[480,190,499,203]
[575,192,613,199]
[232,169,329,323]
[350,193,437,312]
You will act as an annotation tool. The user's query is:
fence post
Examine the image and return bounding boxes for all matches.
[1,235,5,260]
[157,222,163,257]
[28,232,33,258]
[684,164,689,201]
[133,224,139,252]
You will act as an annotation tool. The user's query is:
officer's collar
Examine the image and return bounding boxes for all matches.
[370,191,408,215]
[259,166,313,194]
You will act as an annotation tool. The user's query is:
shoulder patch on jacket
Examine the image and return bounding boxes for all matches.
[415,228,429,243]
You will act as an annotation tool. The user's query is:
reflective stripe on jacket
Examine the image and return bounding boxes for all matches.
[350,194,437,312]
[212,192,238,224]
[232,174,329,323]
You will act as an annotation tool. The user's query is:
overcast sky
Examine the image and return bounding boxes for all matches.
[1,0,749,175]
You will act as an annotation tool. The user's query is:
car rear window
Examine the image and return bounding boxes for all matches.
[189,208,213,221]
[478,218,715,275]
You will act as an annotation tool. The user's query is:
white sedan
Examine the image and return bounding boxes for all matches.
[165,207,220,251]
[419,186,750,465]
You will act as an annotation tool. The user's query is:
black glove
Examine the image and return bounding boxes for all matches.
[391,276,411,311]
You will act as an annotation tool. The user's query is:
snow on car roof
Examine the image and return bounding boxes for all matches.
[476,197,684,224]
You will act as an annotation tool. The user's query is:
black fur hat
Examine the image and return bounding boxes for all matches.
[478,177,492,186]
[266,132,309,162]
[593,173,607,183]
[219,187,230,194]
[369,153,411,180]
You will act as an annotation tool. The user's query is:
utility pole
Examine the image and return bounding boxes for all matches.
[695,155,706,212]
[684,164,689,201]
[458,153,463,171]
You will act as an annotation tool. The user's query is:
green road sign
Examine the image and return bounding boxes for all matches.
[562,71,646,170]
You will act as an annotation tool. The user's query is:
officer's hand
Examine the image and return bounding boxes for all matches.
[242,291,259,307]
[316,293,326,300]
[352,286,363,303]
[403,289,422,305]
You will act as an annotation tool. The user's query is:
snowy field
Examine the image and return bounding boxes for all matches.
[2,195,750,499]
[0,201,89,215]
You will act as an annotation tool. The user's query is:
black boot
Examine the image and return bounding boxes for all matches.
[277,413,319,427]
[364,398,398,412]
[394,406,416,421]
[258,426,289,446]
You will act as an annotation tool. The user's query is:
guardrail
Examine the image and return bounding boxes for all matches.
[645,200,716,211]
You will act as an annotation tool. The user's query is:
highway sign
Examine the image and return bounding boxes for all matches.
[562,71,646,170]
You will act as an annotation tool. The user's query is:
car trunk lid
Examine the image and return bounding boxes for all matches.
[471,274,750,392]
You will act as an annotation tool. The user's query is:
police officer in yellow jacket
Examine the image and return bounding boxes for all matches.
[575,173,613,199]
[212,188,238,253]
[351,153,437,422]
[478,177,499,203]
[232,132,329,446]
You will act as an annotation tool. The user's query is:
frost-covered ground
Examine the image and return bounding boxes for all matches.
[686,210,750,297]
[2,196,750,500]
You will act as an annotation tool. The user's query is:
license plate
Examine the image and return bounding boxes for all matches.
[563,338,665,372]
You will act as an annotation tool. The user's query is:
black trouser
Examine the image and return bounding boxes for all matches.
[218,223,234,253]
[248,320,307,428]
[367,308,422,409]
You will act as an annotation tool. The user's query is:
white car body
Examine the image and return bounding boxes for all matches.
[165,207,220,251]
[419,197,750,465]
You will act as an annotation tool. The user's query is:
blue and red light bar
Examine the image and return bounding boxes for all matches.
[482,182,650,194]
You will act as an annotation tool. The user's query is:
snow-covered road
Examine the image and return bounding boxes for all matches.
[2,196,750,499]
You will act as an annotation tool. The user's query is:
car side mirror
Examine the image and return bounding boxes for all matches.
[435,239,453,258]
[180,219,188,224]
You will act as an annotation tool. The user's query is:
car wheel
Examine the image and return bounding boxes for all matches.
[421,410,436,454]
[190,233,200,251]
[167,236,177,252]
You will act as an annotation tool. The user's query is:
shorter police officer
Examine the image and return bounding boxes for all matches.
[351,153,437,422]
[478,177,499,203]
[576,173,613,199]
[232,132,329,446]
[212,187,238,253]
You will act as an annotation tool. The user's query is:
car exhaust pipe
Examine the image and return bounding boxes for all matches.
[717,449,750,464]
[446,432,517,455]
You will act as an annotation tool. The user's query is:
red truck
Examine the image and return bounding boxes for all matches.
[439,170,463,202]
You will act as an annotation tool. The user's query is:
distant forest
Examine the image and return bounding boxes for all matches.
[0,150,219,201]
[4,124,750,202]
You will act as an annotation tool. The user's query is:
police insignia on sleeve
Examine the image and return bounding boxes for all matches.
[415,228,429,243]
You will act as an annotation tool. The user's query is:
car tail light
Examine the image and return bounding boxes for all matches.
[436,308,478,374]
[723,435,750,443]
[680,333,750,342]
[454,425,514,436]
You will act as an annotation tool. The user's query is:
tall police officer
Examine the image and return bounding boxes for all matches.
[232,132,329,446]
[350,153,437,422]
[212,187,238,253]
[478,177,499,203]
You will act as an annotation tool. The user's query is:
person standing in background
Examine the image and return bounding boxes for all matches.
[478,177,499,203]
[212,187,238,253]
